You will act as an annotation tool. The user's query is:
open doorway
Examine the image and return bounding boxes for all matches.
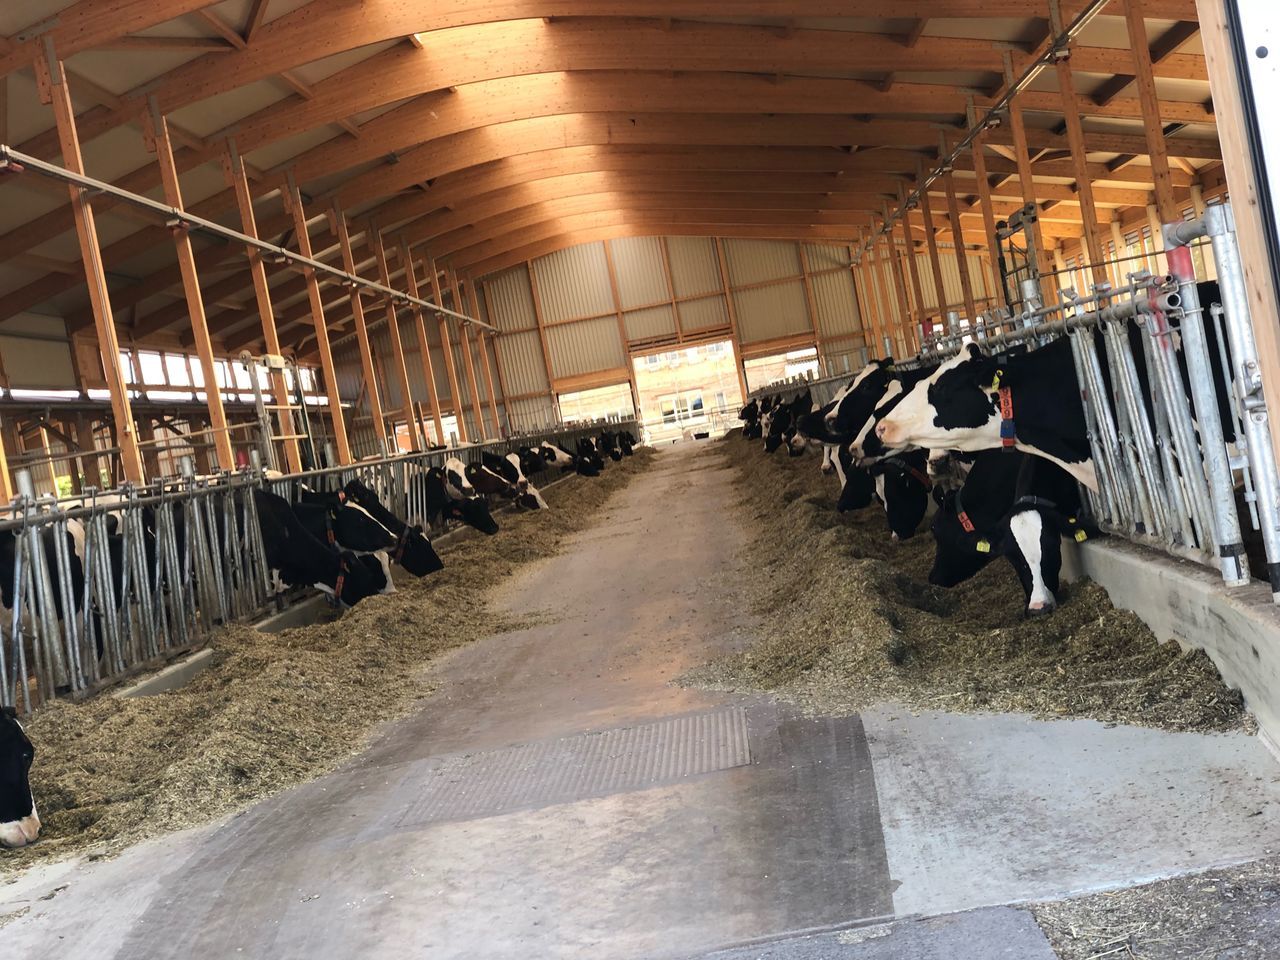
[742,346,820,393]
[632,339,745,444]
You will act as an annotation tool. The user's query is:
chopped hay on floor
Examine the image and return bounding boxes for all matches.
[681,439,1250,734]
[2,449,654,876]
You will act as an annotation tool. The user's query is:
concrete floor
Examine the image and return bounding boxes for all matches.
[4,442,1280,959]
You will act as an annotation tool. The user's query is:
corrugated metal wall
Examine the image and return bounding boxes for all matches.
[910,245,994,312]
[610,236,670,309]
[665,237,722,297]
[532,244,614,322]
[676,295,730,333]
[623,304,677,343]
[733,282,810,344]
[723,239,802,286]
[810,269,861,339]
[545,316,626,379]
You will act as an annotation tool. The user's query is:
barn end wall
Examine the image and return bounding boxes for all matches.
[1062,539,1280,756]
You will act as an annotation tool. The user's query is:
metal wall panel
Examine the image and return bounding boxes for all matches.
[623,304,677,342]
[483,266,537,332]
[532,242,614,322]
[911,248,992,312]
[733,281,811,344]
[507,395,558,433]
[545,316,626,379]
[430,345,453,401]
[804,243,852,272]
[724,239,802,286]
[677,294,730,333]
[810,269,862,339]
[610,237,670,309]
[496,330,550,396]
[665,236,722,297]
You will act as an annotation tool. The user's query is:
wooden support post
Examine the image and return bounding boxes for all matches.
[396,239,445,445]
[796,243,826,367]
[523,261,560,413]
[283,173,351,464]
[601,241,642,416]
[1127,0,1179,224]
[466,277,503,436]
[714,238,751,398]
[863,234,892,356]
[898,210,927,345]
[362,232,421,451]
[875,238,902,356]
[0,418,12,502]
[447,265,488,439]
[851,235,884,355]
[883,214,916,356]
[1004,58,1057,297]
[427,257,467,442]
[143,99,235,471]
[134,416,163,477]
[1196,0,1280,469]
[916,170,950,325]
[480,284,515,433]
[330,207,389,454]
[34,43,145,482]
[942,170,978,320]
[188,415,212,473]
[1054,51,1111,286]
[967,122,1003,304]
[221,139,301,473]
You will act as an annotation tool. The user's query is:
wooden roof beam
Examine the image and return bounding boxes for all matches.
[1092,18,1200,107]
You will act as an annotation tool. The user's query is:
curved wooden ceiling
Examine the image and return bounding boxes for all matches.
[0,0,1217,353]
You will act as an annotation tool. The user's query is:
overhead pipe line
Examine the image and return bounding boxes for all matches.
[0,143,495,334]
[859,0,1114,259]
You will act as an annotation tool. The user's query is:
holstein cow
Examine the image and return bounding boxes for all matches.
[764,390,813,455]
[483,451,549,510]
[738,398,762,439]
[338,480,444,577]
[292,498,398,594]
[415,467,500,534]
[255,489,386,607]
[618,430,636,456]
[539,441,584,475]
[867,449,933,540]
[834,443,876,513]
[576,438,606,474]
[929,450,1097,616]
[875,337,1097,490]
[598,430,623,462]
[0,707,38,848]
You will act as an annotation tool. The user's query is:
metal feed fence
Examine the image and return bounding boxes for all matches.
[749,202,1280,603]
[0,418,636,714]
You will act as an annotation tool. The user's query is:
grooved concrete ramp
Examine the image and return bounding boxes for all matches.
[396,707,751,827]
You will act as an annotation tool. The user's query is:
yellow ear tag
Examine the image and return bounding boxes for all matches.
[1075,530,1089,543]
[976,539,991,553]
[1068,516,1077,524]
[988,370,1003,392]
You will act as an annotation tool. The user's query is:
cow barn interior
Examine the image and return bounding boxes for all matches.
[5,1,1280,956]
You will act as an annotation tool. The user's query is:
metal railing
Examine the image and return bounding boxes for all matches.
[748,203,1280,602]
[0,418,635,713]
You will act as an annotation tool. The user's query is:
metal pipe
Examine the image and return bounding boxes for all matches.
[0,144,494,333]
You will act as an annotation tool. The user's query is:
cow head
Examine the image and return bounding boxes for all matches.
[449,496,499,535]
[0,708,38,849]
[871,451,932,541]
[928,490,1000,588]
[395,526,444,576]
[333,502,398,552]
[504,452,531,491]
[876,344,1000,451]
[443,457,475,497]
[332,550,387,606]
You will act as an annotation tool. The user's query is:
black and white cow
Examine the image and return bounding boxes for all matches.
[598,431,624,462]
[517,447,549,480]
[338,480,444,577]
[876,337,1096,489]
[618,430,636,456]
[539,441,581,475]
[467,460,518,498]
[291,498,397,594]
[867,449,933,541]
[929,450,1097,616]
[764,391,813,455]
[0,707,38,848]
[834,443,876,513]
[576,438,605,474]
[415,466,500,534]
[255,489,386,607]
[483,451,549,510]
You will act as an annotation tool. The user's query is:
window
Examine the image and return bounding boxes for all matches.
[557,382,636,423]
[645,353,662,368]
[138,351,165,385]
[165,353,191,386]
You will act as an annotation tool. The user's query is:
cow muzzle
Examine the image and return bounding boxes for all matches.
[1025,598,1057,618]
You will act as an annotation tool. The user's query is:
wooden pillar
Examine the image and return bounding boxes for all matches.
[917,172,950,324]
[796,244,827,367]
[446,265,488,439]
[1196,0,1280,469]
[134,416,163,477]
[1054,51,1110,286]
[600,241,642,416]
[34,43,145,482]
[0,418,13,502]
[188,414,212,473]
[1004,58,1057,296]
[426,257,467,442]
[330,208,389,454]
[361,233,420,451]
[883,215,916,355]
[851,234,884,354]
[396,239,445,444]
[480,285,516,432]
[942,170,978,320]
[221,139,301,473]
[873,236,902,355]
[899,209,927,343]
[283,173,351,464]
[143,99,235,471]
[714,238,750,398]
[1126,0,1179,224]
[524,261,560,413]
[968,126,1003,294]
[466,277,503,436]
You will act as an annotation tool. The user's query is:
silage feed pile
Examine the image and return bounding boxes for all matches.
[3,449,654,876]
[684,439,1250,734]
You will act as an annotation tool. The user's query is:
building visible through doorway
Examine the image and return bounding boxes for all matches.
[632,340,744,444]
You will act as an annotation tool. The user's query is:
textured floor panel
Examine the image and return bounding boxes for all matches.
[396,706,751,827]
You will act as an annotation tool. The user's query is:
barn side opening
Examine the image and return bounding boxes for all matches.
[632,339,745,443]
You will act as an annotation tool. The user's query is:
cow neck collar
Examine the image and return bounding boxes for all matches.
[988,369,1017,450]
[394,527,409,563]
[1009,454,1058,514]
[877,455,930,490]
[330,556,348,608]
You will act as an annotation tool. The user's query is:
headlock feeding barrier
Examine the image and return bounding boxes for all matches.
[0,418,634,714]
[752,201,1280,604]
